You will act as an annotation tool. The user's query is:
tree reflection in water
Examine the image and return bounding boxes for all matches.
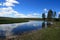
[42,21,53,28]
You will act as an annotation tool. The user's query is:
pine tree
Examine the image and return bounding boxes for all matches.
[47,9,53,21]
[42,13,45,21]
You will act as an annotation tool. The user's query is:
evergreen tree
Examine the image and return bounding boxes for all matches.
[59,14,60,19]
[42,13,45,21]
[58,14,60,21]
[53,11,56,18]
[47,9,53,21]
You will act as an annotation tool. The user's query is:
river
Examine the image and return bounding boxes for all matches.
[0,21,51,37]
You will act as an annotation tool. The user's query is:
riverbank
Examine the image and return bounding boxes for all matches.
[14,22,60,40]
[1,27,60,40]
[0,21,60,40]
[0,17,59,24]
[19,27,60,40]
[0,17,41,24]
[0,18,28,24]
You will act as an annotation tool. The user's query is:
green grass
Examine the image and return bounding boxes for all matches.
[14,21,60,40]
[0,17,41,24]
[2,21,59,40]
[0,18,29,24]
[0,17,60,40]
[53,22,60,27]
[19,27,60,40]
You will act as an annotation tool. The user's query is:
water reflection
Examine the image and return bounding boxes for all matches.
[12,21,42,35]
[0,21,53,38]
[42,21,53,28]
[42,21,45,28]
[47,22,53,27]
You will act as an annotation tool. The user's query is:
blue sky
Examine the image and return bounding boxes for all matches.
[0,0,60,18]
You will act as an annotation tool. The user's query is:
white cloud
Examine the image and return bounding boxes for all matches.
[58,12,60,14]
[26,13,41,18]
[14,13,41,18]
[0,7,41,18]
[0,7,27,18]
[44,8,48,12]
[0,3,2,6]
[3,0,19,7]
[0,0,41,18]
[32,13,40,16]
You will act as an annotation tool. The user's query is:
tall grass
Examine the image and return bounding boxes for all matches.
[19,27,60,40]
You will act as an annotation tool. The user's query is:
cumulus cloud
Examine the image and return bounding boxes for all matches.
[0,7,40,18]
[26,13,41,18]
[0,0,41,18]
[3,0,19,7]
[58,12,60,14]
[0,7,27,18]
[0,0,26,18]
[44,8,48,12]
[0,3,2,6]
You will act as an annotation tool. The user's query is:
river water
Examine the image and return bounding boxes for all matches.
[0,21,51,37]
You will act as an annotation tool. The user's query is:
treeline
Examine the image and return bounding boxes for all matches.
[42,9,60,21]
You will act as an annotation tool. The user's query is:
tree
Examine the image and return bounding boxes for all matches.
[42,13,45,28]
[42,13,45,21]
[58,14,60,19]
[47,9,53,21]
[53,11,56,18]
[58,14,60,21]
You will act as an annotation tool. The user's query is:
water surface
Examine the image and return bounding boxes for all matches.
[0,21,47,36]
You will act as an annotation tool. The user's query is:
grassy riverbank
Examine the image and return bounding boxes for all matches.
[0,17,27,24]
[0,17,59,24]
[0,17,60,40]
[0,19,28,24]
[0,17,41,24]
[0,21,60,40]
[2,26,60,40]
[19,27,60,40]
[16,22,60,40]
